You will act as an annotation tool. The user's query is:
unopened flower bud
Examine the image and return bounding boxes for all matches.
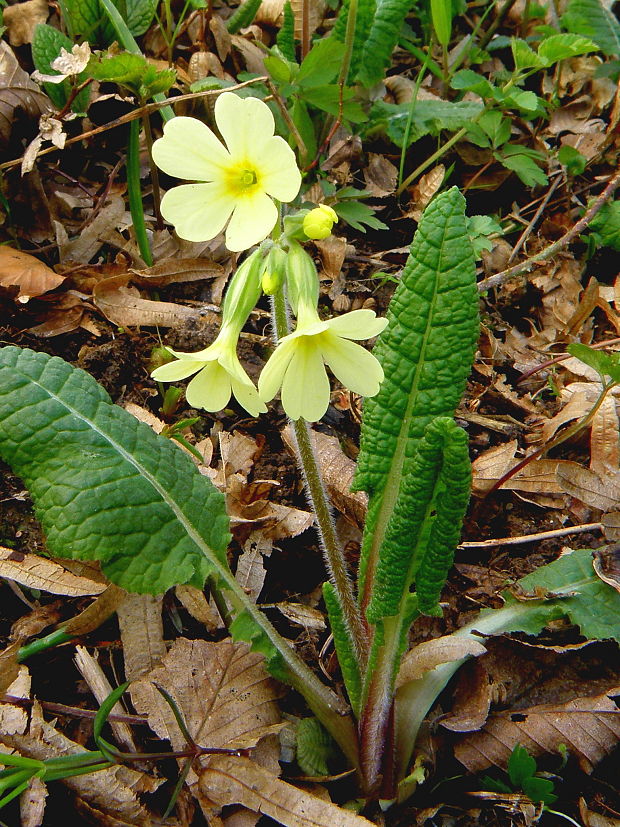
[302,205,338,240]
[261,246,287,295]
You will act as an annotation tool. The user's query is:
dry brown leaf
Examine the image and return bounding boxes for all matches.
[130,257,224,286]
[363,153,398,198]
[454,686,620,773]
[74,646,137,753]
[592,545,620,594]
[3,707,160,825]
[117,594,166,682]
[175,584,222,632]
[556,464,620,511]
[235,532,272,602]
[20,775,47,827]
[62,583,126,636]
[0,666,30,735]
[537,391,589,445]
[230,34,267,74]
[0,641,22,695]
[59,194,126,263]
[0,41,50,150]
[395,636,486,689]
[220,430,262,478]
[407,165,445,222]
[472,441,583,497]
[590,394,620,476]
[275,602,326,630]
[93,274,210,327]
[601,511,620,541]
[3,0,49,46]
[200,755,374,827]
[133,638,282,818]
[0,246,64,301]
[282,427,367,530]
[440,659,493,733]
[0,547,106,596]
[579,797,620,827]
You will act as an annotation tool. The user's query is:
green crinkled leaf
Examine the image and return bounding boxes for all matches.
[0,347,230,594]
[276,1,296,61]
[355,187,478,497]
[331,0,377,81]
[323,582,362,715]
[372,99,484,147]
[296,717,335,777]
[87,52,176,98]
[125,0,159,36]
[226,0,263,33]
[58,0,114,44]
[587,199,620,251]
[561,0,620,56]
[367,418,471,622]
[357,0,415,88]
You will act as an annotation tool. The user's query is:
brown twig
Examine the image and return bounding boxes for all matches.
[477,168,620,293]
[0,78,268,173]
[459,521,603,548]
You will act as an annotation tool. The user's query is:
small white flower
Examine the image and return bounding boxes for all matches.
[152,93,302,252]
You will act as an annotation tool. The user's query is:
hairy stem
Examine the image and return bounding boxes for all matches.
[271,289,369,667]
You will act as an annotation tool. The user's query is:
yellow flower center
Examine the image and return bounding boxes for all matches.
[225,162,260,197]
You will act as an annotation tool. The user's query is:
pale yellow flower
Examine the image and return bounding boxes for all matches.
[152,327,267,417]
[303,204,338,240]
[152,93,301,252]
[259,309,388,422]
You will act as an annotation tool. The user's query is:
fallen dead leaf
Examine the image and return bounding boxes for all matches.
[93,274,212,327]
[20,774,47,827]
[472,441,583,497]
[0,641,22,695]
[579,797,620,827]
[440,659,493,733]
[3,0,49,46]
[62,583,126,636]
[236,532,272,602]
[200,755,374,827]
[117,594,166,682]
[363,153,398,198]
[132,638,282,820]
[590,394,620,477]
[130,257,225,286]
[0,547,106,596]
[0,666,30,735]
[556,464,620,511]
[395,636,486,689]
[592,545,620,594]
[275,602,326,630]
[0,246,64,301]
[0,41,50,150]
[58,194,126,263]
[2,704,161,825]
[454,686,620,773]
[175,584,222,633]
[407,165,445,222]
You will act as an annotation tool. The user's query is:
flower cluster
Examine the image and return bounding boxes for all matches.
[151,93,387,422]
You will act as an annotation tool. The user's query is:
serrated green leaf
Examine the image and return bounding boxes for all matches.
[354,187,478,607]
[226,0,263,33]
[511,37,544,70]
[297,38,344,86]
[522,776,557,805]
[562,0,620,56]
[568,343,620,382]
[86,52,176,98]
[373,99,484,147]
[32,24,90,112]
[333,199,388,232]
[357,0,416,87]
[300,85,367,122]
[506,89,540,111]
[508,744,537,788]
[450,68,495,97]
[587,199,620,251]
[296,717,334,777]
[537,32,597,65]
[497,149,548,187]
[330,0,377,81]
[478,110,511,148]
[558,144,587,175]
[0,347,230,594]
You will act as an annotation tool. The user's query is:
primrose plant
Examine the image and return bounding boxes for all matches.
[3,92,618,807]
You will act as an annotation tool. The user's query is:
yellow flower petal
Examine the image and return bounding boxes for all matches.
[281,339,330,421]
[160,183,235,243]
[258,137,302,202]
[225,191,278,252]
[259,339,296,402]
[151,359,206,381]
[215,93,275,159]
[326,309,388,340]
[185,361,232,411]
[230,376,268,417]
[320,334,384,397]
[152,116,230,181]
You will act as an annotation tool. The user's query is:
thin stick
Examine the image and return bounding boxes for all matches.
[0,78,268,173]
[459,522,603,549]
[478,169,620,292]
